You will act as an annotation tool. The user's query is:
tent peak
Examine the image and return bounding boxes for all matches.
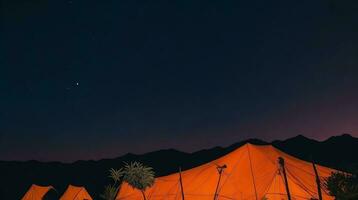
[60,185,93,200]
[243,142,274,148]
[28,184,54,191]
[21,184,54,200]
[31,184,53,188]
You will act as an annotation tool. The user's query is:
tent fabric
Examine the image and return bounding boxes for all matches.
[116,143,337,200]
[21,184,54,200]
[60,185,93,200]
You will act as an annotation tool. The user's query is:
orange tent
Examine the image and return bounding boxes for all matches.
[60,185,93,200]
[116,143,337,200]
[21,184,54,200]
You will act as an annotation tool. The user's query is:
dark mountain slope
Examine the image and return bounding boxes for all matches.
[272,134,358,171]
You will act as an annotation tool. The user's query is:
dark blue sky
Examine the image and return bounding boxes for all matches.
[1,0,357,162]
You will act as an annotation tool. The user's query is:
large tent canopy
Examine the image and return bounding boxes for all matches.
[116,143,336,200]
[59,185,93,200]
[21,184,54,200]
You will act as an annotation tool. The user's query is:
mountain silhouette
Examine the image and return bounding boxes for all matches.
[1,134,357,199]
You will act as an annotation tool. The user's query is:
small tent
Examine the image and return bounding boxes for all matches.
[59,185,93,200]
[116,143,337,200]
[21,184,54,200]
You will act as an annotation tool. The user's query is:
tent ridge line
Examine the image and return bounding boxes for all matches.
[247,144,258,200]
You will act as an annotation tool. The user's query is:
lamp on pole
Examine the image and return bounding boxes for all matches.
[214,164,227,200]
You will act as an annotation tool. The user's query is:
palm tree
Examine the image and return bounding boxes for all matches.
[325,171,358,200]
[101,168,124,200]
[109,168,124,184]
[122,161,155,200]
[100,184,119,200]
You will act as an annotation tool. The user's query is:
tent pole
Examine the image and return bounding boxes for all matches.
[179,167,185,200]
[278,157,291,200]
[312,159,323,200]
[214,165,227,200]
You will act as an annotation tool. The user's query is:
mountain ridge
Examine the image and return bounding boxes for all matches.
[0,134,351,164]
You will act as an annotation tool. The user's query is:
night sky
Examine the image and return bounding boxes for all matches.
[1,0,358,162]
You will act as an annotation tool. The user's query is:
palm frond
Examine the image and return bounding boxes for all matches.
[100,184,119,200]
[123,161,155,191]
[108,168,124,183]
